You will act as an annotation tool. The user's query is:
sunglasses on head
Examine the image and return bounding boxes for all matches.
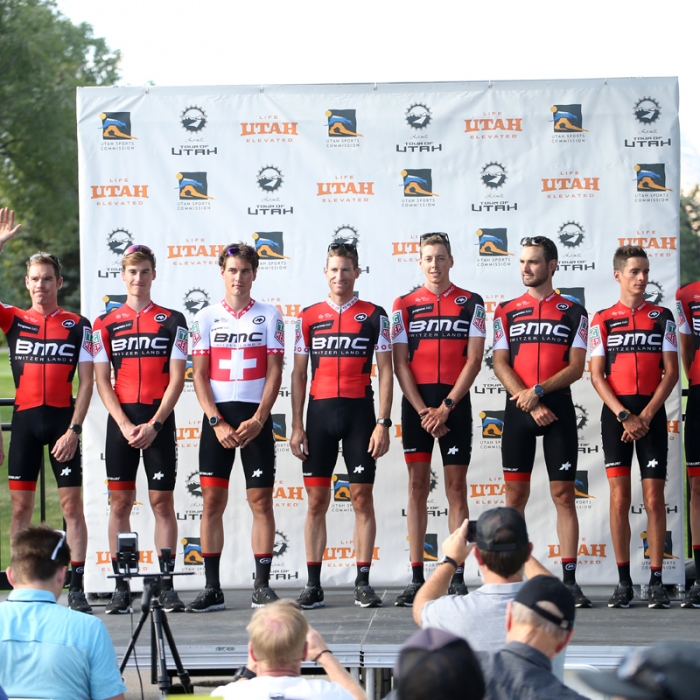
[327,242,357,253]
[419,232,450,244]
[125,244,153,255]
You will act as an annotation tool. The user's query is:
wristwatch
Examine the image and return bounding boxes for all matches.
[68,424,82,435]
[209,415,223,427]
[443,398,455,410]
[437,555,458,569]
[533,384,545,398]
[376,418,392,428]
[149,420,163,432]
[617,410,631,423]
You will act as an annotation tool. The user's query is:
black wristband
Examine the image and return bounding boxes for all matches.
[313,649,333,663]
[232,666,257,682]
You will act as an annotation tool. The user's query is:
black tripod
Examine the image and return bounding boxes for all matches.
[115,553,193,696]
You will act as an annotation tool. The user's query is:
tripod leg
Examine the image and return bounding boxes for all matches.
[151,605,172,693]
[160,610,193,693]
[120,605,152,674]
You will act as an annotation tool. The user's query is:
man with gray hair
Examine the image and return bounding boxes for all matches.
[476,575,586,700]
[212,599,366,700]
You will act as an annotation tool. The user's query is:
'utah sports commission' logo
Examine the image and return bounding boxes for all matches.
[555,287,586,308]
[183,288,210,316]
[252,232,289,260]
[332,474,351,502]
[181,537,203,566]
[634,98,661,125]
[476,228,511,256]
[402,169,438,197]
[574,470,594,499]
[325,109,362,137]
[634,164,672,192]
[640,530,678,559]
[558,222,585,248]
[480,162,507,189]
[181,106,207,132]
[405,103,432,129]
[550,105,587,132]
[176,172,214,200]
[100,112,137,140]
[424,534,438,562]
[102,294,127,313]
[480,411,504,438]
[271,414,288,442]
[106,229,134,258]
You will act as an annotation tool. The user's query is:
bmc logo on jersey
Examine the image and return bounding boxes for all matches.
[15,339,76,357]
[112,336,170,353]
[312,336,370,351]
[607,332,662,348]
[409,318,470,334]
[510,321,570,339]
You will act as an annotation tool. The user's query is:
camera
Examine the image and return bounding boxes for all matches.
[116,532,139,575]
[466,521,477,543]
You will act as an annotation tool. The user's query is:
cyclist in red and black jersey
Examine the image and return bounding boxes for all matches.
[493,236,591,607]
[591,247,678,609]
[676,279,700,606]
[0,209,94,613]
[290,243,393,609]
[391,233,485,606]
[93,245,187,614]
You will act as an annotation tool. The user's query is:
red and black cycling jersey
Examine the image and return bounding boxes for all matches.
[493,291,588,387]
[590,300,677,397]
[294,297,391,400]
[676,282,700,386]
[391,284,486,386]
[0,304,93,411]
[92,302,188,405]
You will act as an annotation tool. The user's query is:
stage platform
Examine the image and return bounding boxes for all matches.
[4,585,700,697]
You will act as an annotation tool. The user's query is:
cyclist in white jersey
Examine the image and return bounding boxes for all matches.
[186,243,284,613]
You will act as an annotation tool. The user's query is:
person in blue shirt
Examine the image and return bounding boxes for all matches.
[0,525,126,700]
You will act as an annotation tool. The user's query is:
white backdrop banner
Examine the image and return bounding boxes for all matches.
[77,78,681,592]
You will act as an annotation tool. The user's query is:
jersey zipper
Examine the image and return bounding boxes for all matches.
[537,299,542,385]
[42,315,47,404]
[337,307,342,398]
[631,307,639,394]
[437,293,442,384]
[136,311,142,403]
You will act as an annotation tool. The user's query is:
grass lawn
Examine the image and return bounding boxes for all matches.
[0,351,68,570]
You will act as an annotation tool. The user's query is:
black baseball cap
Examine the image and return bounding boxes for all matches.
[475,507,529,552]
[578,641,700,700]
[514,575,575,631]
[393,628,485,700]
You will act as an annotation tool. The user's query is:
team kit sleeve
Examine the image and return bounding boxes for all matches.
[293,310,310,355]
[676,288,691,335]
[469,295,487,339]
[374,305,392,352]
[77,317,95,363]
[169,310,189,360]
[661,308,679,353]
[569,305,589,350]
[0,302,16,334]
[90,315,112,363]
[390,297,409,344]
[189,308,211,356]
[265,306,285,354]
[589,311,606,358]
[492,304,509,350]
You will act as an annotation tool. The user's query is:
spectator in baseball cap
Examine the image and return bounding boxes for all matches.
[392,627,484,700]
[578,641,700,700]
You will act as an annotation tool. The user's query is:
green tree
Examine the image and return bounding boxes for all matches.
[0,0,119,310]
[681,186,700,287]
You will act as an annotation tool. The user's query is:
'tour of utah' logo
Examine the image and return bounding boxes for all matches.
[181,106,207,133]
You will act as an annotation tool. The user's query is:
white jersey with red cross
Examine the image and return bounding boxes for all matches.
[190,299,284,404]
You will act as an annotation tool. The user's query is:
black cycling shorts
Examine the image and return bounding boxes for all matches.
[601,395,667,480]
[8,405,82,490]
[106,402,177,491]
[401,384,472,467]
[303,398,376,487]
[199,401,275,489]
[686,385,700,477]
[501,390,578,482]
